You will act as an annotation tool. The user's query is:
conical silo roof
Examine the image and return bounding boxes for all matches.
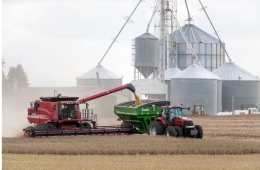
[172,24,221,44]
[213,62,259,81]
[172,64,221,80]
[135,32,158,40]
[157,67,182,80]
[77,66,123,79]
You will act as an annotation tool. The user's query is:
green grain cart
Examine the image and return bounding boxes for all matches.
[114,100,170,134]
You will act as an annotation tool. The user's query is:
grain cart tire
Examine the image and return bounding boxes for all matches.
[83,122,92,129]
[121,122,133,128]
[174,126,183,137]
[166,126,177,137]
[195,125,203,139]
[148,121,163,136]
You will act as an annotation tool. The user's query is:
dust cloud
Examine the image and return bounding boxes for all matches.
[2,95,31,137]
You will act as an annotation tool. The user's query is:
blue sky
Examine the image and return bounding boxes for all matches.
[2,0,260,86]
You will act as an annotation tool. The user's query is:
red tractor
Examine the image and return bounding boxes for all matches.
[23,83,136,137]
[148,106,203,138]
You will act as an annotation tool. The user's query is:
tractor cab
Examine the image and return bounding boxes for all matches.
[161,106,192,127]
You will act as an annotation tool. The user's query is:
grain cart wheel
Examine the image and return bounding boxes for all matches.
[195,125,203,139]
[174,126,183,137]
[148,121,163,136]
[83,122,92,129]
[166,126,177,137]
[121,122,133,128]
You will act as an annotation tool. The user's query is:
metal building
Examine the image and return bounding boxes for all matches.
[169,24,225,71]
[130,79,168,100]
[76,66,123,90]
[171,64,222,116]
[133,33,159,79]
[213,62,260,111]
[157,66,182,100]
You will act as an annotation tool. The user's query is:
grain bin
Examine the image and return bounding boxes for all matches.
[171,64,221,115]
[170,24,225,71]
[76,66,123,90]
[213,62,260,111]
[134,33,159,78]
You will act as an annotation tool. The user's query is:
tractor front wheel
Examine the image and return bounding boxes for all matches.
[174,126,183,137]
[195,125,203,139]
[166,126,177,137]
[148,121,163,136]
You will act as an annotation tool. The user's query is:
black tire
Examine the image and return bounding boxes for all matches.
[47,123,57,130]
[195,125,203,139]
[148,121,163,136]
[77,123,84,129]
[25,126,34,131]
[158,121,166,135]
[37,124,49,130]
[174,126,183,137]
[121,122,133,128]
[166,126,177,137]
[83,122,92,128]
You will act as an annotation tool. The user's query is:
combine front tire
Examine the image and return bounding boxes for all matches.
[166,126,177,137]
[174,126,183,137]
[83,122,92,129]
[148,121,163,136]
[47,123,57,130]
[195,125,203,139]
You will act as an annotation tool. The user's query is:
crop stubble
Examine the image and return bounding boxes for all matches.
[2,115,260,155]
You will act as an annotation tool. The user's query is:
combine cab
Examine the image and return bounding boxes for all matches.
[23,83,137,137]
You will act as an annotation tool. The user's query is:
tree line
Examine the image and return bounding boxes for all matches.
[2,58,29,97]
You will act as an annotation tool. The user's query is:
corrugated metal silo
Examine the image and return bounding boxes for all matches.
[76,66,123,90]
[158,66,182,100]
[135,33,159,78]
[171,64,221,116]
[170,24,225,71]
[213,62,260,111]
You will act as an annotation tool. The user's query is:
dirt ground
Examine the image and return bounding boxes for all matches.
[3,154,260,170]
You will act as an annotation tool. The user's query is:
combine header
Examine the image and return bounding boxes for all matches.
[23,83,137,137]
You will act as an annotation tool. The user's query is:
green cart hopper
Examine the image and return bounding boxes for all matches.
[114,100,170,134]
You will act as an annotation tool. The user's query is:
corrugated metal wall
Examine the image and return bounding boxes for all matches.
[222,81,260,111]
[170,79,218,115]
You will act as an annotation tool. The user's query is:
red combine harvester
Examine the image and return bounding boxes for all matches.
[23,83,136,137]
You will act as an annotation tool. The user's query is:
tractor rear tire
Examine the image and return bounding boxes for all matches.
[195,125,203,139]
[174,126,183,137]
[166,126,177,137]
[148,121,163,136]
[121,122,133,128]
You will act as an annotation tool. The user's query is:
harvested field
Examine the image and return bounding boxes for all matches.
[3,154,260,170]
[2,115,260,155]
